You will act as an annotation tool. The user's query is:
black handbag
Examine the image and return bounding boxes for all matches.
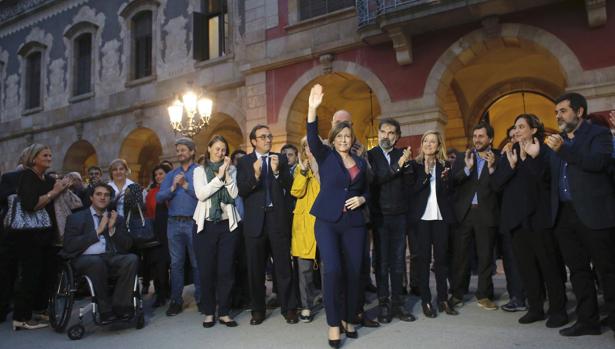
[126,206,159,249]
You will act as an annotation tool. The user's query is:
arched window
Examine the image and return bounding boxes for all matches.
[132,11,153,80]
[73,33,92,96]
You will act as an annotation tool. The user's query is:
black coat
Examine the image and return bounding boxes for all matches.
[536,121,615,229]
[237,151,293,237]
[61,208,133,259]
[451,150,500,226]
[491,143,552,234]
[407,160,456,225]
[367,146,412,217]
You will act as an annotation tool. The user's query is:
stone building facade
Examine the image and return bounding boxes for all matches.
[0,0,613,185]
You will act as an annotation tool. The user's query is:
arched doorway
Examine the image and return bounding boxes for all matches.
[63,140,98,176]
[484,92,559,148]
[119,128,162,187]
[193,113,244,160]
[285,72,381,149]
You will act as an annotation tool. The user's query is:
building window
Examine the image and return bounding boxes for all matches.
[132,11,153,79]
[299,0,354,20]
[0,61,4,112]
[25,51,42,110]
[194,0,228,61]
[73,33,92,96]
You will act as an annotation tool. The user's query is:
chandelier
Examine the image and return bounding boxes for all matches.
[167,83,213,138]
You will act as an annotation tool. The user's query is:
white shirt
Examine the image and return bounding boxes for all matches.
[83,207,107,255]
[108,178,134,216]
[421,165,443,221]
[192,165,241,233]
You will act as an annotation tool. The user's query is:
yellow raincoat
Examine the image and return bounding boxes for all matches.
[290,165,320,259]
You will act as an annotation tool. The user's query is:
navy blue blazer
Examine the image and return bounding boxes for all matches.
[407,160,456,225]
[535,121,615,230]
[307,120,369,226]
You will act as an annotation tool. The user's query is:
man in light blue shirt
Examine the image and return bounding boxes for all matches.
[156,137,200,316]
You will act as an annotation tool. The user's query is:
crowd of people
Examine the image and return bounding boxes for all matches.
[0,88,614,348]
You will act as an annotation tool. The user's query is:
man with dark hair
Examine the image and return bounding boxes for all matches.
[156,137,200,317]
[368,118,416,323]
[281,144,299,178]
[237,125,298,325]
[450,122,501,311]
[531,93,615,337]
[61,183,138,324]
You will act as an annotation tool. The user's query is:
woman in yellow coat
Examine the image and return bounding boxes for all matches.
[291,136,320,323]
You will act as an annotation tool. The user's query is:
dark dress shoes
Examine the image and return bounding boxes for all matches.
[422,302,437,318]
[518,312,545,324]
[559,322,601,337]
[438,301,459,316]
[378,303,392,323]
[284,309,299,324]
[546,313,569,328]
[341,325,358,339]
[361,316,380,328]
[393,305,416,322]
[99,312,116,325]
[328,339,341,348]
[219,318,238,327]
[202,320,215,328]
[250,311,265,325]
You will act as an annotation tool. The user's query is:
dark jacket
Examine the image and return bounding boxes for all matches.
[491,143,552,234]
[536,121,615,229]
[367,146,411,217]
[451,150,500,226]
[237,151,293,237]
[407,160,456,225]
[307,120,370,226]
[61,208,133,259]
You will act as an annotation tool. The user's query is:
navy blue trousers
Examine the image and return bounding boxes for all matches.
[315,214,366,327]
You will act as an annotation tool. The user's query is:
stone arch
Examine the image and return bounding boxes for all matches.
[277,60,392,130]
[193,112,245,160]
[423,23,581,150]
[118,127,163,186]
[424,23,584,106]
[63,140,98,175]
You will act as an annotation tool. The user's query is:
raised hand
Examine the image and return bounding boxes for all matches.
[98,212,109,235]
[253,157,262,180]
[398,146,412,167]
[505,147,518,169]
[523,137,541,158]
[545,134,564,152]
[484,150,496,173]
[307,84,324,122]
[464,149,474,170]
[217,157,231,178]
[270,154,279,174]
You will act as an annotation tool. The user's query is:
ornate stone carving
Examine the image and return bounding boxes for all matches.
[319,54,334,74]
[160,15,190,78]
[5,74,20,116]
[47,58,66,107]
[585,0,607,28]
[100,39,123,94]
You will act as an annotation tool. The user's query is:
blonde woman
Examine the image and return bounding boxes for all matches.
[408,130,458,318]
[108,159,134,216]
[290,136,320,323]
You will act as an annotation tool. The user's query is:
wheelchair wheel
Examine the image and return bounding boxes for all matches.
[67,324,85,340]
[49,262,75,333]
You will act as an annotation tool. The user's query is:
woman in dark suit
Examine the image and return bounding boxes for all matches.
[307,84,368,348]
[491,114,567,327]
[408,130,458,318]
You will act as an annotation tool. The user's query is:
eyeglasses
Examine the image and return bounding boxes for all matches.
[255,135,273,141]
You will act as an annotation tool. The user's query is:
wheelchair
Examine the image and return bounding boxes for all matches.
[48,259,145,340]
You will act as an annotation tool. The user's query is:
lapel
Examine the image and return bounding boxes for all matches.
[332,151,351,185]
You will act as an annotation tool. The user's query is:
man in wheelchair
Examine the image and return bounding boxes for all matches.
[61,183,138,325]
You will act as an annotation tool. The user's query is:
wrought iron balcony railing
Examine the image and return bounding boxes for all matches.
[356,0,469,28]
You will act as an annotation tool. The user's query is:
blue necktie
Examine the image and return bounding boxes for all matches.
[262,156,272,207]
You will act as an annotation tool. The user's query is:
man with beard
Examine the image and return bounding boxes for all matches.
[367,118,416,323]
[531,93,615,337]
[449,122,500,312]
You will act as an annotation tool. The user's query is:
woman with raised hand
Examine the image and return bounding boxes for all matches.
[408,130,458,318]
[491,114,568,328]
[192,135,241,328]
[306,84,369,348]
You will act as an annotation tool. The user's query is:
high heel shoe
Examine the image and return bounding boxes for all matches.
[219,318,238,327]
[438,301,459,315]
[328,327,342,348]
[12,319,48,331]
[340,324,358,339]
